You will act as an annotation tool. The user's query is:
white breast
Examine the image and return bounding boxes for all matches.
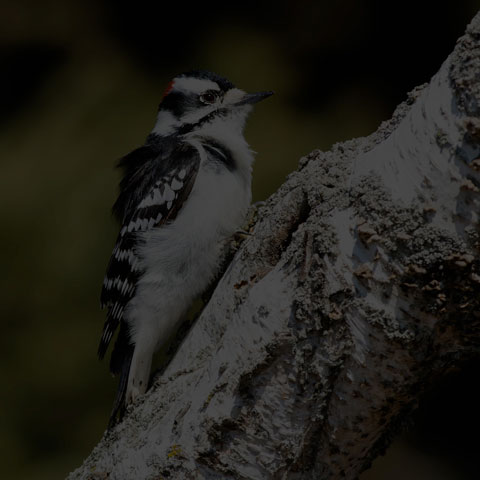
[136,137,253,307]
[125,121,254,351]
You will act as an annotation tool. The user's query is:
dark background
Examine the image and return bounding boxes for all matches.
[1,1,479,478]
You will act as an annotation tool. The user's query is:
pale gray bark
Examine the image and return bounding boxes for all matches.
[68,12,480,480]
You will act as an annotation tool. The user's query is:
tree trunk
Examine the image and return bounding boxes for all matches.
[68,12,480,480]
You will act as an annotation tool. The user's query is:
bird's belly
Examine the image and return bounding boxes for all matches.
[137,166,250,304]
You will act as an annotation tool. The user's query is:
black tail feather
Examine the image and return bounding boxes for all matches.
[107,323,134,429]
[108,344,134,429]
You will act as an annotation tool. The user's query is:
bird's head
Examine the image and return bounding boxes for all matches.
[152,70,273,137]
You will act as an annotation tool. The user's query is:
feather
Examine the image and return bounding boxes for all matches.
[98,142,200,363]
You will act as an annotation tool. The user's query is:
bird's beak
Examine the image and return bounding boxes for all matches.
[235,91,274,106]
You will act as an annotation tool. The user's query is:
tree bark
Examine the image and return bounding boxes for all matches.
[68,12,480,480]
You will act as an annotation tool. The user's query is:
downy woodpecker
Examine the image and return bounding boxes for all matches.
[98,70,272,427]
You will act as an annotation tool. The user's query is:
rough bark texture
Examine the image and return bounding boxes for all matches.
[69,12,480,480]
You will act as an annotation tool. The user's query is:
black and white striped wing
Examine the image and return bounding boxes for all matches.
[98,151,200,360]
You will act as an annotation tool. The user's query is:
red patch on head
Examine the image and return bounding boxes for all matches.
[162,80,175,98]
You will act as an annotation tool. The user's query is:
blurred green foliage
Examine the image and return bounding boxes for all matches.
[0,1,479,479]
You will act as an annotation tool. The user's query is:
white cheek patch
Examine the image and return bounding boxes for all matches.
[173,77,220,95]
[223,88,246,106]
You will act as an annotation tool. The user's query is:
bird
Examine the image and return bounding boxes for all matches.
[98,70,273,427]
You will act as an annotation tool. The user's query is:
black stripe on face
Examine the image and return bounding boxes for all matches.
[160,90,220,121]
[160,91,189,117]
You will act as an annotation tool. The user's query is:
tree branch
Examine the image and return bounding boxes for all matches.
[68,11,480,480]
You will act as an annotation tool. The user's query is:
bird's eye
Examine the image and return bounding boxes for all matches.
[200,92,217,105]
